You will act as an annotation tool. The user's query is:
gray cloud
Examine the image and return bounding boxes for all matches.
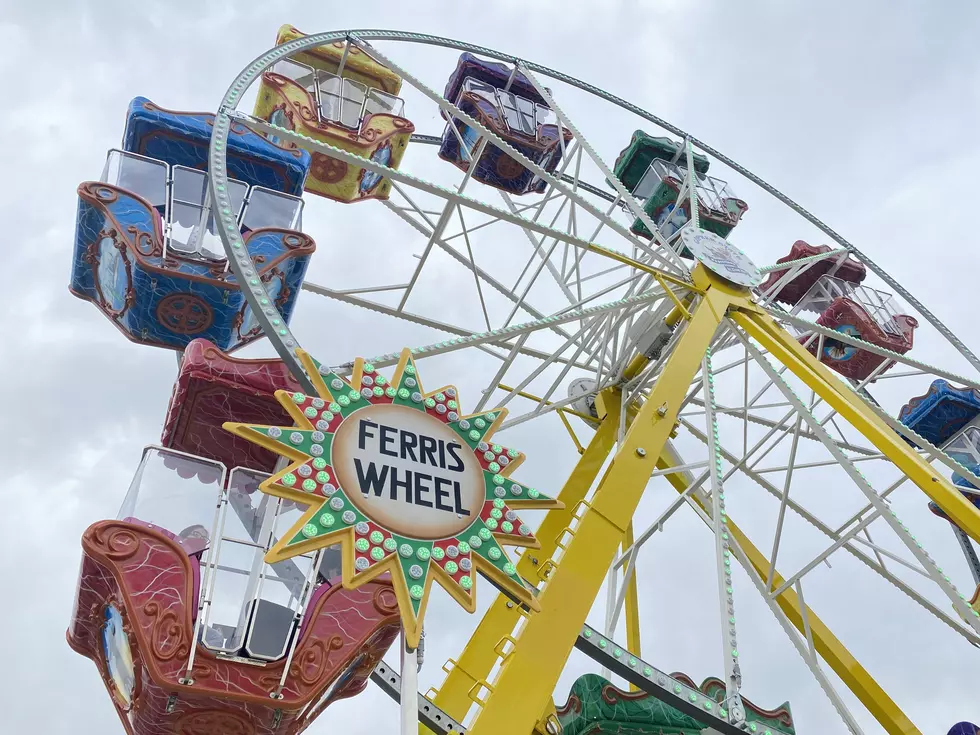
[2,1,978,732]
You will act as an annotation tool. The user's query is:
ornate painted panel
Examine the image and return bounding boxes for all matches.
[252,27,413,203]
[123,97,309,196]
[161,339,301,473]
[759,240,867,305]
[70,95,315,353]
[70,183,314,352]
[802,297,917,381]
[556,673,794,735]
[898,379,980,446]
[438,53,572,195]
[68,520,400,735]
[628,162,748,243]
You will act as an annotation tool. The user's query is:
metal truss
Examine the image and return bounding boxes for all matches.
[202,27,980,735]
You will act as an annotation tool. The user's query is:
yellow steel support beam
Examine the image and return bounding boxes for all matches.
[622,521,642,690]
[654,273,692,321]
[497,382,597,423]
[466,273,731,735]
[733,308,980,545]
[557,409,586,454]
[654,446,920,735]
[434,267,938,735]
[423,391,623,730]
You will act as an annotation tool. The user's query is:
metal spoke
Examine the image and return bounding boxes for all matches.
[349,36,687,277]
[733,324,980,633]
[196,29,980,735]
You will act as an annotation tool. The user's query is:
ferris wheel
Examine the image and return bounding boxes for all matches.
[66,25,980,735]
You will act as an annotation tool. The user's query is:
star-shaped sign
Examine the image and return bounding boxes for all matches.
[223,347,561,647]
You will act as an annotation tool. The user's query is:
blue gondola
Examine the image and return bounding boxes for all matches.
[897,379,980,447]
[70,97,315,352]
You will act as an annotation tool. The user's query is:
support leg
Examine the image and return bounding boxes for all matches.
[425,395,623,729]
[466,288,727,735]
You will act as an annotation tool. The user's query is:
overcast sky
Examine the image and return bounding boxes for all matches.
[2,1,979,733]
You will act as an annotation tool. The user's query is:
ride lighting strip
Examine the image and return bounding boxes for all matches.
[574,623,759,735]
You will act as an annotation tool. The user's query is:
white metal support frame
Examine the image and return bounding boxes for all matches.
[661,444,868,735]
[732,325,980,634]
[195,27,980,734]
[347,35,687,277]
[729,535,867,735]
[517,62,689,273]
[400,631,420,735]
[678,416,980,647]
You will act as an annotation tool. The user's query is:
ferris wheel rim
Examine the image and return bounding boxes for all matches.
[205,27,974,392]
[190,28,980,735]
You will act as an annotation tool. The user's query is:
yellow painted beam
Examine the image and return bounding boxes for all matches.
[654,446,920,735]
[733,309,980,545]
[424,392,623,730]
[622,521,642,690]
[466,281,729,735]
[497,382,596,423]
